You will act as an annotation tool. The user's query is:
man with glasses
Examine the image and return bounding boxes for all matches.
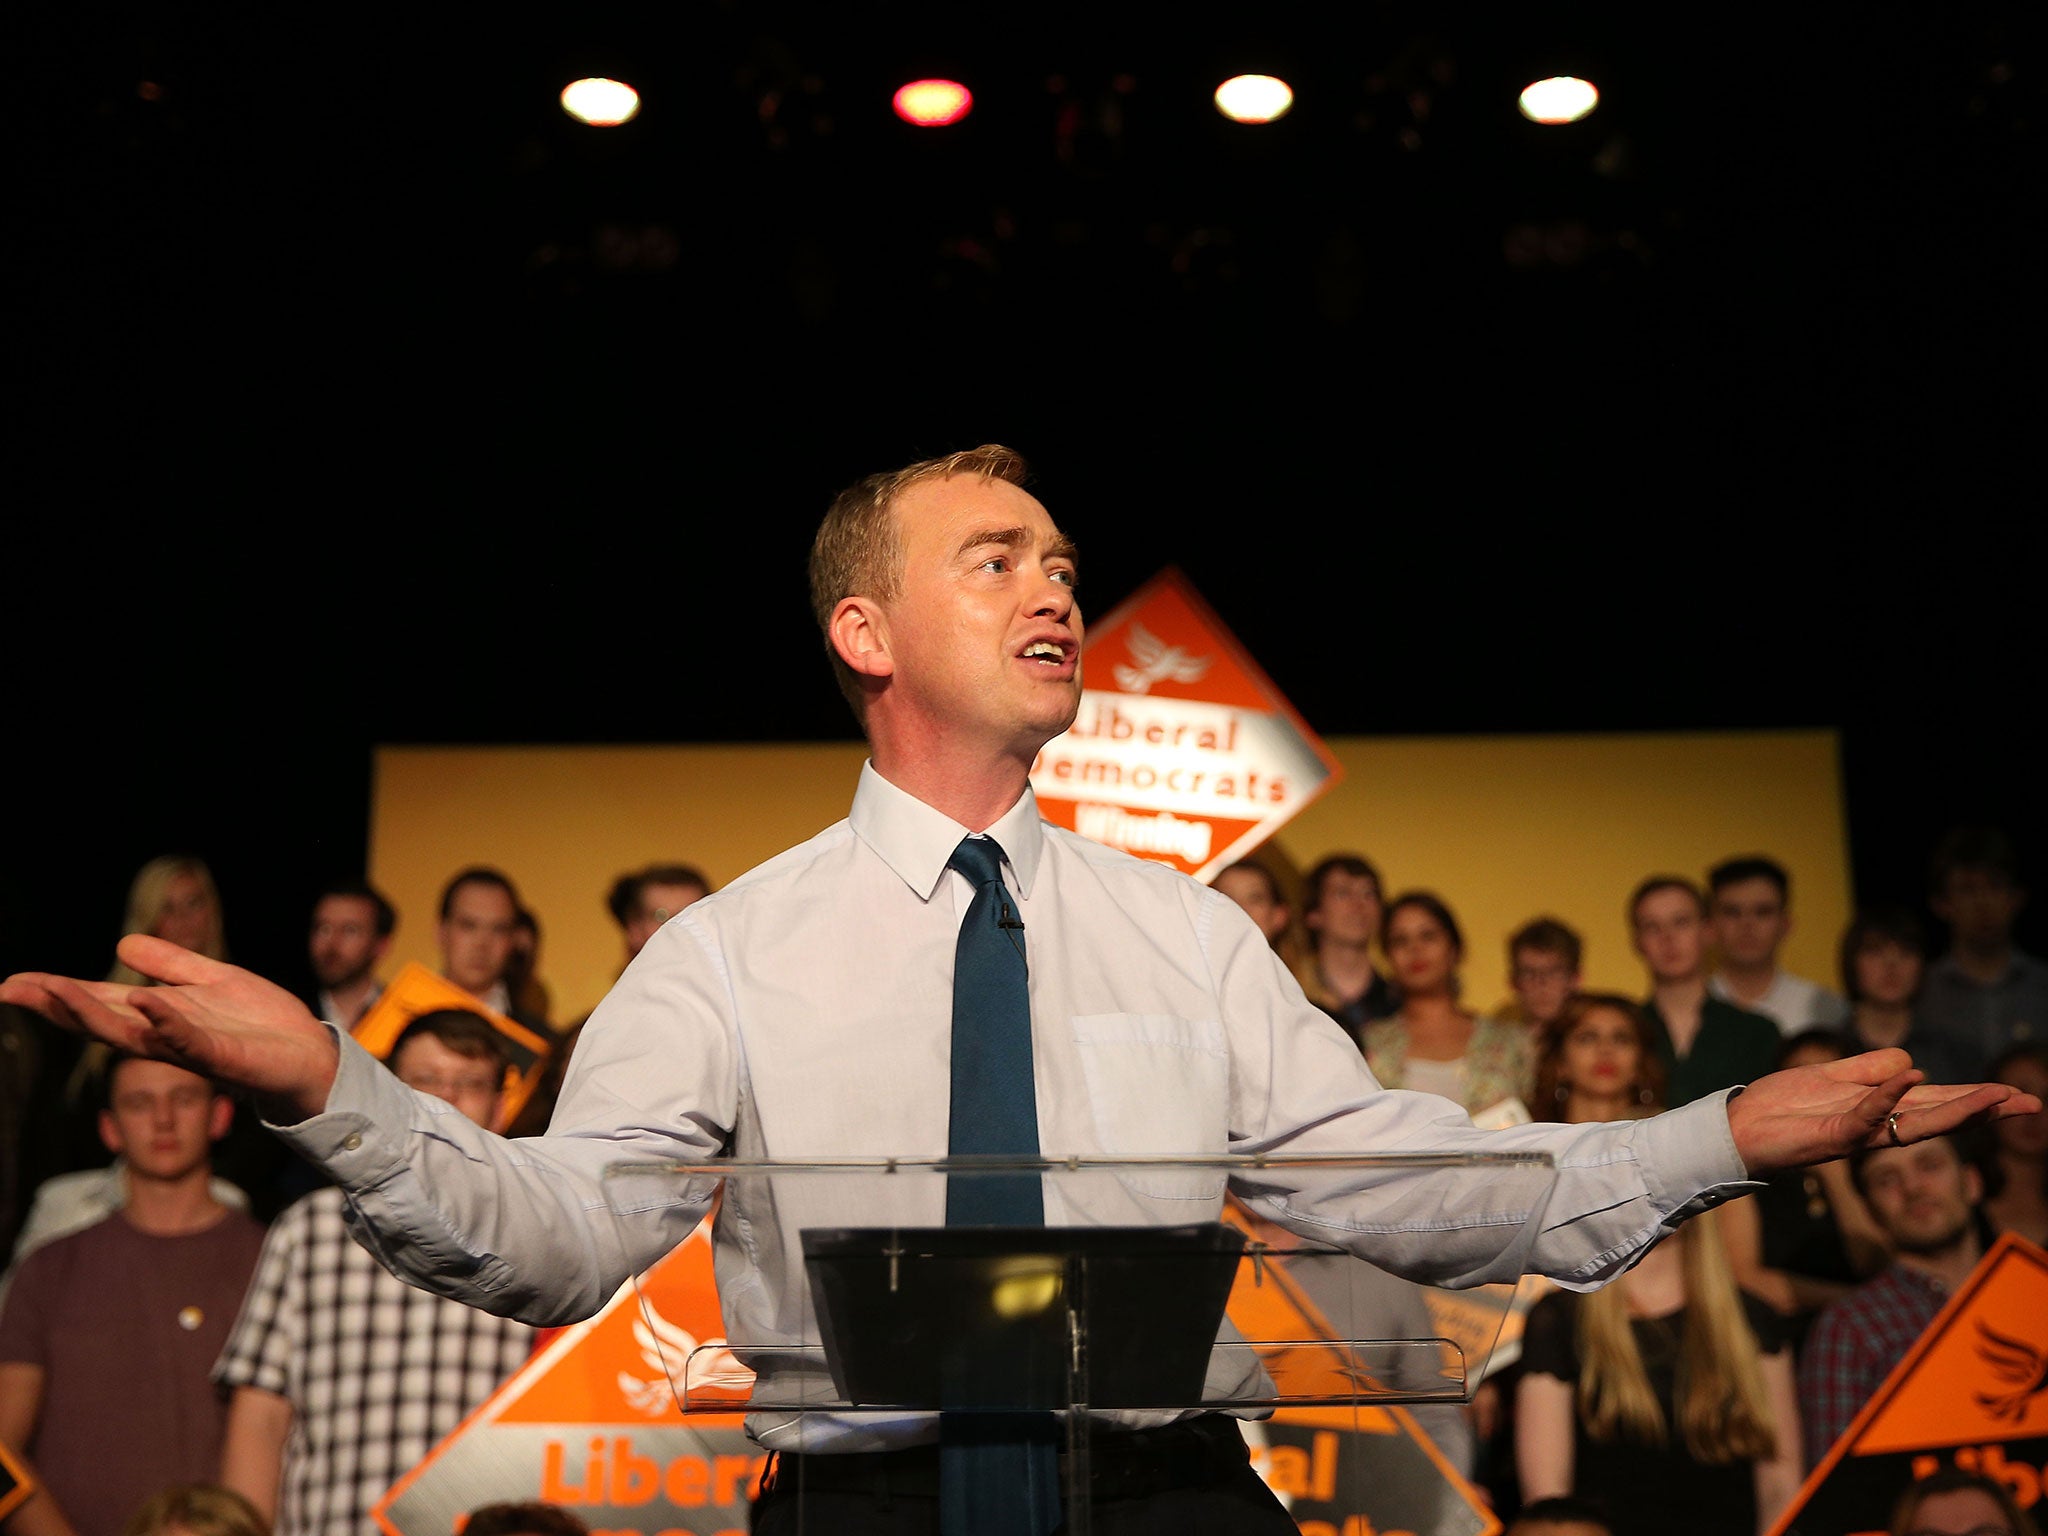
[1502,916,1584,1034]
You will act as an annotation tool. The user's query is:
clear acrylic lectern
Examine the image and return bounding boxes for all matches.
[604,1151,1559,1533]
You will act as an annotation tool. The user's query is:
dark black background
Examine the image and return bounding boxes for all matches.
[8,3,2042,990]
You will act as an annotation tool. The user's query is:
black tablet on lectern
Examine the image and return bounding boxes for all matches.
[800,1223,1246,1410]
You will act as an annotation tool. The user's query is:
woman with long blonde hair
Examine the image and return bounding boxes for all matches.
[105,854,228,985]
[1514,1139,1803,1533]
[67,855,230,1107]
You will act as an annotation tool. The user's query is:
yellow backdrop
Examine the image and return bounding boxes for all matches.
[370,730,1849,1027]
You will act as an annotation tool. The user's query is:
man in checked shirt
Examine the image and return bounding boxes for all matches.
[213,1010,534,1536]
[1797,1130,1989,1464]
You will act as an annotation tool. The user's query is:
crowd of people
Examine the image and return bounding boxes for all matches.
[0,857,710,1536]
[0,820,2035,1536]
[0,438,2037,1536]
[1214,826,2046,1535]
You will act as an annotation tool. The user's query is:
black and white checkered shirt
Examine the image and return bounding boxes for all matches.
[214,1187,534,1536]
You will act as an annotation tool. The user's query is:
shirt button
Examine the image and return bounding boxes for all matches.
[342,1132,363,1152]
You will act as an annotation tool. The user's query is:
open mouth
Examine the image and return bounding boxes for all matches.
[1021,641,1066,665]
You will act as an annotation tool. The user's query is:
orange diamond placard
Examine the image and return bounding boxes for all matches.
[0,1440,32,1526]
[351,962,555,1132]
[1033,567,1342,879]
[373,1220,767,1536]
[1766,1233,2048,1536]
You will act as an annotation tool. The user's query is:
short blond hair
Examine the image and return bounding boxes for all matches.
[123,1484,269,1536]
[807,443,1029,719]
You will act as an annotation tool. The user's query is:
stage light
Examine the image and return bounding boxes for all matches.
[560,77,641,126]
[1518,76,1598,124]
[893,78,973,127]
[1214,74,1294,124]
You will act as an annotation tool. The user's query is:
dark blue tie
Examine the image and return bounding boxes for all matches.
[941,835,1060,1536]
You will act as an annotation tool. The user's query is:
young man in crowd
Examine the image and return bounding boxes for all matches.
[4,443,2031,1536]
[214,1009,533,1536]
[1839,906,1974,1087]
[1213,860,1292,952]
[1707,855,1851,1035]
[1632,875,1783,1106]
[1500,916,1583,1035]
[262,878,402,1214]
[1,1088,250,1301]
[435,866,548,1034]
[1293,852,1399,1046]
[606,863,713,969]
[0,1056,265,1536]
[1920,826,2048,1081]
[1797,1131,1987,1464]
[304,880,395,1031]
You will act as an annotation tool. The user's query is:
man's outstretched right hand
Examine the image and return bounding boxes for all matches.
[0,934,340,1120]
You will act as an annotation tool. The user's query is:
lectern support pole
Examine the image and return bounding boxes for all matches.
[1065,1252,1092,1536]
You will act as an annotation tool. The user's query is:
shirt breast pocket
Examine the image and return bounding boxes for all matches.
[1069,1012,1228,1201]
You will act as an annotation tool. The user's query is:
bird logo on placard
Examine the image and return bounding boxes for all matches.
[1973,1318,2048,1423]
[617,1304,755,1417]
[1113,622,1211,694]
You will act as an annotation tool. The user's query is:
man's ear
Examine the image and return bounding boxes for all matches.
[209,1094,234,1143]
[831,596,894,681]
[98,1108,122,1158]
[371,933,394,966]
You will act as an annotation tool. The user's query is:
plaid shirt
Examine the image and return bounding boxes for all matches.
[214,1188,533,1536]
[1796,1262,1948,1465]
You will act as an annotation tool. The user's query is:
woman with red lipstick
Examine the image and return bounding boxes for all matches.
[1362,891,1533,1124]
[1532,994,1668,1125]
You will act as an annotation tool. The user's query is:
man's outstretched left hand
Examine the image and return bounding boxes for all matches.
[1728,1047,2040,1174]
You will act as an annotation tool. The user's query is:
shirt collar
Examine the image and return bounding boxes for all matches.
[849,760,1046,901]
[472,980,512,1016]
[1891,1261,1959,1301]
[317,979,383,1028]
